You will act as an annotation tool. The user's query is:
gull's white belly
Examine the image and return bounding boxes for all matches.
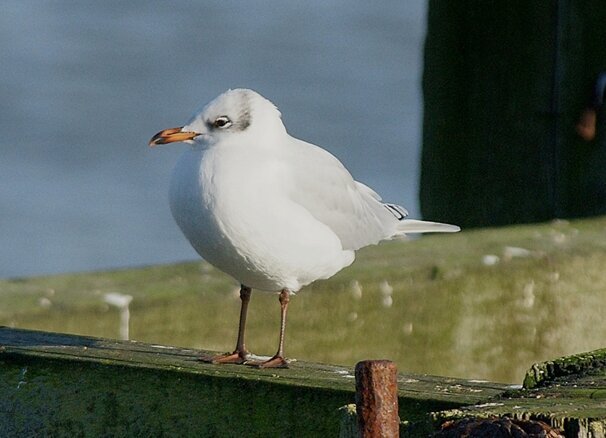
[169,148,354,292]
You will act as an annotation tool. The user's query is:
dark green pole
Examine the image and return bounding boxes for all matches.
[420,0,606,228]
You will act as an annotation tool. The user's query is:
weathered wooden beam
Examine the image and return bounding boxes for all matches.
[0,327,508,436]
[4,216,606,388]
[2,328,605,436]
[523,347,606,389]
[431,349,606,438]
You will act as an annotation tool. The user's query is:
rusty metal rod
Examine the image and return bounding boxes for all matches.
[355,360,399,437]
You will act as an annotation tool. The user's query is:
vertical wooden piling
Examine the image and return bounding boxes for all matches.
[355,360,399,437]
[421,1,606,228]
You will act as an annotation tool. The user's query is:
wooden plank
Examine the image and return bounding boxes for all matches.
[524,347,606,389]
[0,327,507,403]
[431,349,606,438]
[4,216,606,387]
[1,326,604,437]
[0,327,508,436]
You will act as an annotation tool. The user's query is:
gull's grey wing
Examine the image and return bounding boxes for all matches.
[285,139,403,250]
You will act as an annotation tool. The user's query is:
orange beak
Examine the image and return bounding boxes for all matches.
[148,127,199,147]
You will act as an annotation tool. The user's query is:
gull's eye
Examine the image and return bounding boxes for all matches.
[213,116,232,129]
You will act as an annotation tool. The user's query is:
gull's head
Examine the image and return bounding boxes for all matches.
[149,88,285,148]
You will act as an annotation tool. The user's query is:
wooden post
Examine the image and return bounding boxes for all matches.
[355,360,399,437]
[420,1,606,228]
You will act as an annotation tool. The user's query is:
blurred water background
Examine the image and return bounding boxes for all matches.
[0,1,426,278]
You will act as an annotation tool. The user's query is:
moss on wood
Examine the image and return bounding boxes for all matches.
[0,327,508,436]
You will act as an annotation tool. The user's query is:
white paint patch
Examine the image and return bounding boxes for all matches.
[482,254,500,266]
[379,280,393,307]
[503,246,531,259]
[381,295,393,308]
[38,297,52,308]
[402,322,413,335]
[17,366,27,389]
[400,378,419,384]
[104,292,133,340]
[379,280,393,296]
[349,280,363,300]
[474,402,504,408]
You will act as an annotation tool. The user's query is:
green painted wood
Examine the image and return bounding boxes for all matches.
[0,327,508,436]
[421,1,606,228]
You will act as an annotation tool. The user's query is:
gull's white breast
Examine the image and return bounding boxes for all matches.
[169,141,355,292]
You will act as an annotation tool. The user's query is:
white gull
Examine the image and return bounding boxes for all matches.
[150,88,459,368]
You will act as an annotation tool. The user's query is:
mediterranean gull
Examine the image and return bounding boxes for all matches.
[149,88,459,368]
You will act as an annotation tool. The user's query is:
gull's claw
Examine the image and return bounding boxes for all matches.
[248,355,289,369]
[199,350,249,365]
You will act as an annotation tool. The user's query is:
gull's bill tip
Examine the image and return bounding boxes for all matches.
[149,127,198,147]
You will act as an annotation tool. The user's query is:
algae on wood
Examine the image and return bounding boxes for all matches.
[4,217,606,383]
[431,348,606,438]
[524,347,606,389]
[0,327,508,436]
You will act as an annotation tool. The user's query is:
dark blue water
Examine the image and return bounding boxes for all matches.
[0,1,427,278]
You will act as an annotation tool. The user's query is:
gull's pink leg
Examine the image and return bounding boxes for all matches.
[256,288,290,368]
[199,285,252,364]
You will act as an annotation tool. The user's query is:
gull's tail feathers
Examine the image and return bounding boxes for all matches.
[395,219,460,234]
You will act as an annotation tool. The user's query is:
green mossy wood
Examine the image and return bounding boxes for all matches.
[523,347,606,389]
[433,350,606,437]
[2,328,605,437]
[3,216,606,385]
[421,1,606,228]
[0,327,507,436]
